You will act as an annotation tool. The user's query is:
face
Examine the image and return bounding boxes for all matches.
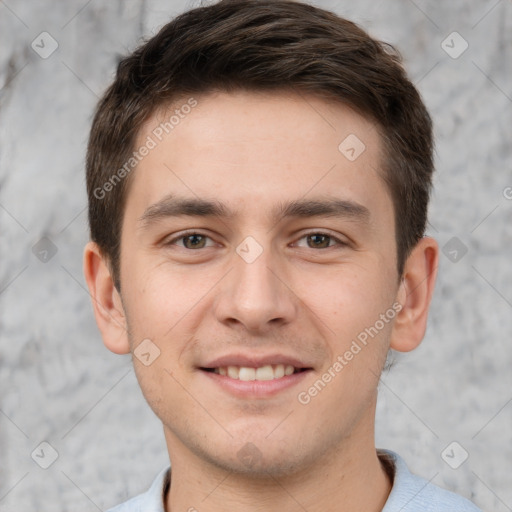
[117,90,401,476]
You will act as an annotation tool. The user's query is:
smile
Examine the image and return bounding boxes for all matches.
[205,364,305,381]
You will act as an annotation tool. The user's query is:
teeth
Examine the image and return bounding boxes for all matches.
[227,366,239,379]
[255,365,274,381]
[274,364,285,378]
[239,367,256,381]
[213,364,300,381]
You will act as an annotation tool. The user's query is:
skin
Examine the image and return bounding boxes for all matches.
[84,90,438,512]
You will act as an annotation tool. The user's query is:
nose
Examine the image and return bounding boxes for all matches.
[213,243,297,334]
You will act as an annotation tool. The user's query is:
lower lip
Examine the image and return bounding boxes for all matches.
[199,369,312,398]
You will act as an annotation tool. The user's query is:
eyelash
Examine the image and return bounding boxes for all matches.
[166,230,347,250]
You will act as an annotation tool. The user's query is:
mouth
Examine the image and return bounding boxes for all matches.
[198,355,313,398]
[201,364,309,381]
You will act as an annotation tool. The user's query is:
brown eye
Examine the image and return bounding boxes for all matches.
[181,234,208,249]
[166,233,211,250]
[306,234,333,249]
[297,232,347,249]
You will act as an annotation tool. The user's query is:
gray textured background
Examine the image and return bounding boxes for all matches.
[0,0,511,511]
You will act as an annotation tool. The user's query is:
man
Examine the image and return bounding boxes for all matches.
[83,0,482,510]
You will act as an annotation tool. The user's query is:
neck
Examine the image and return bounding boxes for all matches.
[163,406,391,512]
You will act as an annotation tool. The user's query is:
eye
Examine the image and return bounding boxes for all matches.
[294,232,345,249]
[169,233,215,249]
[166,231,345,251]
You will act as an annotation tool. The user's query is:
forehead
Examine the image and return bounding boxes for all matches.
[126,90,390,226]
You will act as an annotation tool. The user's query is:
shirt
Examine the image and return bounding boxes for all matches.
[106,449,482,511]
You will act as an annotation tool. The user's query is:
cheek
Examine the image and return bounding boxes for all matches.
[293,262,394,333]
[123,257,210,337]
[130,353,193,435]
[290,263,396,392]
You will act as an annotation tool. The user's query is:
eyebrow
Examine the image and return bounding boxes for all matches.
[137,194,371,228]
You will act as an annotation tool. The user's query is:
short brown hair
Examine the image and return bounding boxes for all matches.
[86,0,433,289]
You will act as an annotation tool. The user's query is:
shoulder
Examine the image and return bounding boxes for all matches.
[105,466,170,512]
[380,450,482,512]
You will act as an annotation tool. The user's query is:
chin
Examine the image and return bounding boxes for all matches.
[210,450,307,478]
[184,432,320,478]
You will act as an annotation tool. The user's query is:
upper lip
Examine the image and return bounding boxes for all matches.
[201,353,313,369]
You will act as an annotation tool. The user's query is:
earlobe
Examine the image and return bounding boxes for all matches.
[390,236,439,353]
[83,241,131,355]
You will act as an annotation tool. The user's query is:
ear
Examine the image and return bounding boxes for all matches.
[83,241,130,354]
[390,236,439,352]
